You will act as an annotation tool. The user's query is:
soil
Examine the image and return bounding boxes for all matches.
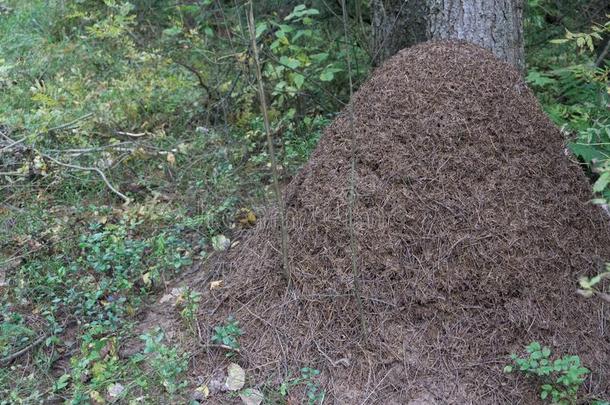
[137,40,610,404]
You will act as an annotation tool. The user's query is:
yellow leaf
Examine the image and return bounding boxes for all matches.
[195,385,209,398]
[236,208,257,227]
[142,272,151,286]
[225,363,245,391]
[166,152,176,166]
[210,280,223,290]
[90,390,105,404]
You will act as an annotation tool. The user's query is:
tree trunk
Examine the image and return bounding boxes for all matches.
[372,0,525,71]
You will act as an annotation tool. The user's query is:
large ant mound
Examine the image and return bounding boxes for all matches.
[197,41,610,403]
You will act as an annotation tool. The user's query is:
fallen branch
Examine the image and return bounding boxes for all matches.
[47,112,94,133]
[43,154,130,203]
[247,2,291,286]
[1,319,77,365]
[0,332,48,365]
[0,136,25,152]
[595,39,610,68]
[0,171,27,177]
[114,130,150,138]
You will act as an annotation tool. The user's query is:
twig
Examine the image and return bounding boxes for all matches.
[247,1,291,286]
[114,131,150,138]
[314,341,350,368]
[0,171,27,177]
[0,319,77,365]
[0,333,48,365]
[174,60,212,98]
[47,112,93,133]
[205,344,241,353]
[0,136,26,152]
[45,141,137,153]
[43,154,130,203]
[595,39,610,68]
[594,291,610,303]
[340,0,367,339]
[189,343,241,358]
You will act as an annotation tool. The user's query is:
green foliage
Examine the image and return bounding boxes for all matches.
[577,264,610,300]
[140,328,189,394]
[178,287,202,330]
[275,367,325,405]
[212,316,243,354]
[0,204,192,402]
[0,310,34,358]
[526,12,610,202]
[10,212,190,329]
[504,342,594,404]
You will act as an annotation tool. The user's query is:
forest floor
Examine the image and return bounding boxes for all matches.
[2,1,610,404]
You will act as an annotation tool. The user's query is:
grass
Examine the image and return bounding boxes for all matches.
[0,2,326,401]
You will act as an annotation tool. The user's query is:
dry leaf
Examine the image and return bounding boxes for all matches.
[210,280,223,290]
[240,388,264,405]
[90,390,105,404]
[191,385,210,401]
[107,383,125,400]
[225,363,245,391]
[212,234,231,251]
[166,152,176,166]
[160,287,185,304]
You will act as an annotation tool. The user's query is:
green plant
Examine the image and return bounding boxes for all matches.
[178,287,202,330]
[527,15,610,203]
[577,265,610,302]
[277,367,324,405]
[140,328,188,395]
[211,316,243,354]
[504,342,593,404]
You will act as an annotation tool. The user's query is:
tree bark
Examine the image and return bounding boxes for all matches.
[372,0,525,71]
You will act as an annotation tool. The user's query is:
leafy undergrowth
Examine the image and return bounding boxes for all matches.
[0,0,346,401]
[526,3,610,201]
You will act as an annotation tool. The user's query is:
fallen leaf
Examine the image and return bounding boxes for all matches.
[240,388,264,405]
[142,272,151,286]
[210,280,223,290]
[160,287,185,304]
[212,234,231,251]
[236,208,257,228]
[225,363,245,391]
[167,152,176,166]
[107,383,125,400]
[90,390,105,404]
[191,385,210,401]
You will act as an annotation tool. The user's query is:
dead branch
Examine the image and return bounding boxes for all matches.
[340,0,367,339]
[42,153,130,203]
[0,332,48,365]
[47,112,94,133]
[174,60,212,98]
[114,131,150,138]
[247,1,291,286]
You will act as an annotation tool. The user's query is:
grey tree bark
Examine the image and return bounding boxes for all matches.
[372,0,525,71]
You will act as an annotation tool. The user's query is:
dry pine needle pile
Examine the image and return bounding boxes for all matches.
[150,41,610,403]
